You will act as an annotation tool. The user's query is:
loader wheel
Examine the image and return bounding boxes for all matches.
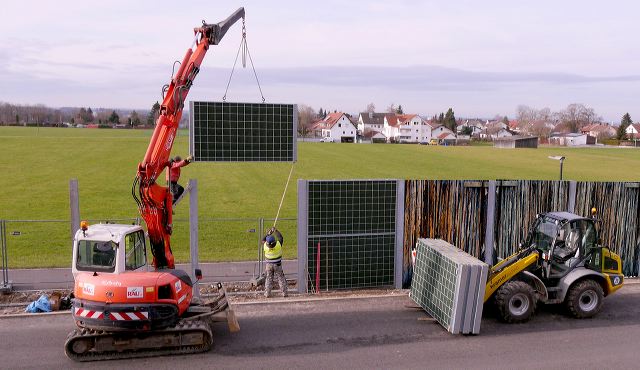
[565,279,603,319]
[495,280,537,323]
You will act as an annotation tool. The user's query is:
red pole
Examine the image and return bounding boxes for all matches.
[315,242,321,293]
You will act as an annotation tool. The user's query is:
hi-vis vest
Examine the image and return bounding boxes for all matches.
[264,241,282,263]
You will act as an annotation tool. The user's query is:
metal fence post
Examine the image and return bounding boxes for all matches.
[69,179,80,241]
[484,180,497,265]
[394,180,405,289]
[1,220,12,293]
[188,179,200,297]
[297,180,308,293]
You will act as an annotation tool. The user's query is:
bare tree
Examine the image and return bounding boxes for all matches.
[297,104,316,138]
[555,103,602,133]
[366,103,376,113]
[386,103,396,114]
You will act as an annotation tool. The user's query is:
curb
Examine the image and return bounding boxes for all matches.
[231,292,409,306]
[0,311,70,319]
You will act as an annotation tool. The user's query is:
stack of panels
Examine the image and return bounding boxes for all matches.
[410,238,488,334]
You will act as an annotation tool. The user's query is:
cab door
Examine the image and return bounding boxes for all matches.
[124,230,148,272]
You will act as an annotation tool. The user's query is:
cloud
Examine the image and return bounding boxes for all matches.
[197,65,640,91]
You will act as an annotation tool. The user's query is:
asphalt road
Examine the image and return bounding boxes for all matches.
[1,283,639,370]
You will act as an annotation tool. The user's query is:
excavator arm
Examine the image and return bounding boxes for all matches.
[133,8,245,269]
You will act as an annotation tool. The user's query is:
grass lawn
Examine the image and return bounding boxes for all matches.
[2,126,639,267]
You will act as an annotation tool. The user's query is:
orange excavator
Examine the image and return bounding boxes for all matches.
[65,8,245,361]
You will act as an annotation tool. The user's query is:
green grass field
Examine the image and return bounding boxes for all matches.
[1,126,639,267]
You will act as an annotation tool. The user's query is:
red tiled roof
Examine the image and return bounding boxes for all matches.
[310,112,348,130]
[385,114,399,127]
[438,132,454,139]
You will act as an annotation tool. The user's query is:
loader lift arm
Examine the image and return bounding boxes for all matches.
[133,8,245,269]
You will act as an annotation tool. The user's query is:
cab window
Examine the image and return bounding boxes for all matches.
[77,240,117,272]
[125,231,146,270]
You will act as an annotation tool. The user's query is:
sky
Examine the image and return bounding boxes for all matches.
[1,0,638,122]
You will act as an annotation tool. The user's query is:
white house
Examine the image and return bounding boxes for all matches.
[492,128,513,140]
[456,119,484,136]
[358,112,387,134]
[310,112,357,142]
[431,125,455,140]
[383,114,432,143]
[549,133,591,146]
[626,123,640,139]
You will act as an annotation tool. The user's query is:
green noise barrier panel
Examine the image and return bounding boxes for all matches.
[189,101,297,162]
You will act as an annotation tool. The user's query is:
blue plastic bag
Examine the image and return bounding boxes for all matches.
[25,295,51,313]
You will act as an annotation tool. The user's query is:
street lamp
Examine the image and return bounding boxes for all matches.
[548,156,565,180]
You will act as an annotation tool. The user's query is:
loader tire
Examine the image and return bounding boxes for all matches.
[495,280,537,323]
[565,279,603,319]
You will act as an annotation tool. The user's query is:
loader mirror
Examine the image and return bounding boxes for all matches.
[195,269,203,281]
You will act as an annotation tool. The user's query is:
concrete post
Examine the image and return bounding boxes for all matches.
[69,179,80,241]
[484,181,497,265]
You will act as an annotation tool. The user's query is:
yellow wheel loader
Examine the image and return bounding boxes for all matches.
[484,210,623,323]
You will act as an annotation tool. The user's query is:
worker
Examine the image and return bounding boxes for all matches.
[262,227,288,298]
[166,155,193,204]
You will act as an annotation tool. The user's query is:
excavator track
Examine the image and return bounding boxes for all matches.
[64,319,213,362]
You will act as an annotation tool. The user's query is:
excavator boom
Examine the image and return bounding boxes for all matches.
[134,8,245,270]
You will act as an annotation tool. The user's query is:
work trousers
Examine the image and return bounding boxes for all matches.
[265,263,287,297]
[170,182,184,204]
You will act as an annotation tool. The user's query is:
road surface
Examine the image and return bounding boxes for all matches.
[0,283,638,369]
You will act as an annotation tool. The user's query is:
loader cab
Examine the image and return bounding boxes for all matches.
[528,212,602,278]
[72,223,149,279]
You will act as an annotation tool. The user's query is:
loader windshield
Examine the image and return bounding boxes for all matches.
[76,240,117,272]
[529,217,558,251]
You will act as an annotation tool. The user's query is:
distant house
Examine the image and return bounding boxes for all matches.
[431,125,455,140]
[437,132,457,145]
[456,119,484,136]
[581,124,616,141]
[310,112,357,142]
[362,130,387,143]
[625,123,640,139]
[384,114,432,143]
[549,133,595,146]
[357,112,387,134]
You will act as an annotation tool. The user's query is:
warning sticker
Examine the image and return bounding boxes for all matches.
[175,280,182,293]
[126,286,144,299]
[178,294,186,304]
[82,283,95,296]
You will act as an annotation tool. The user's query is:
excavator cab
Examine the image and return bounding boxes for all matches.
[72,223,149,278]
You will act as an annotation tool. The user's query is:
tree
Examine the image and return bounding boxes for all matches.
[501,116,509,125]
[396,105,403,114]
[297,104,316,138]
[461,126,473,136]
[443,108,456,132]
[366,103,376,113]
[617,113,632,140]
[130,111,141,127]
[108,110,120,124]
[147,101,161,125]
[555,103,601,133]
[386,103,396,114]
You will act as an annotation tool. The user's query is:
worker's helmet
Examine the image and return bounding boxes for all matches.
[175,155,182,162]
[265,235,276,247]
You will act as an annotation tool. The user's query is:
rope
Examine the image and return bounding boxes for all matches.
[222,20,265,103]
[273,162,295,228]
